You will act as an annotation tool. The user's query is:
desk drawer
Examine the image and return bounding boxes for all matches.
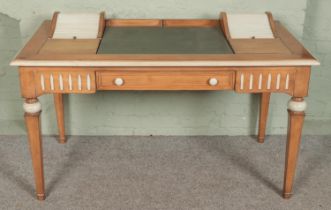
[96,71,234,90]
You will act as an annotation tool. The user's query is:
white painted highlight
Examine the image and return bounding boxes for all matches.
[59,74,64,90]
[285,74,290,90]
[87,74,91,90]
[240,74,244,90]
[23,101,42,113]
[276,74,281,90]
[40,74,45,91]
[78,75,82,90]
[258,74,262,90]
[114,78,124,86]
[267,73,272,89]
[53,13,100,39]
[10,59,321,67]
[226,13,274,39]
[69,74,73,90]
[288,99,307,112]
[208,78,218,86]
[50,74,54,90]
[249,74,253,90]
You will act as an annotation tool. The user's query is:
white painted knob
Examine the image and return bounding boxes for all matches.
[23,101,41,114]
[114,78,124,86]
[288,99,307,112]
[208,78,218,86]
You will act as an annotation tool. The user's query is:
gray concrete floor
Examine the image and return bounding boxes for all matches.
[0,135,330,210]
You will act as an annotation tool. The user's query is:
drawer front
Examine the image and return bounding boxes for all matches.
[96,71,234,90]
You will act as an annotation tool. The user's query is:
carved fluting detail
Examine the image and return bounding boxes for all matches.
[249,74,253,90]
[287,99,307,112]
[40,74,45,91]
[258,74,262,90]
[78,74,82,90]
[285,74,290,89]
[68,74,73,90]
[236,70,295,94]
[240,74,244,90]
[50,74,54,90]
[59,74,64,90]
[276,73,281,90]
[267,73,272,89]
[23,100,42,114]
[35,70,95,94]
[87,74,91,90]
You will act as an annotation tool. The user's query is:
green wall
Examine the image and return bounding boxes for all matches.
[0,0,330,136]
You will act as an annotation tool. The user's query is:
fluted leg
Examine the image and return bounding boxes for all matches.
[54,94,66,143]
[258,92,271,143]
[24,98,45,200]
[283,97,306,199]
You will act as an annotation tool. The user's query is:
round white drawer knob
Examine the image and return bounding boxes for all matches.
[114,78,124,86]
[208,78,218,86]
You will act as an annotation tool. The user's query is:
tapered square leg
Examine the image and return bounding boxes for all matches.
[54,94,66,144]
[24,98,45,200]
[258,92,271,143]
[283,97,306,199]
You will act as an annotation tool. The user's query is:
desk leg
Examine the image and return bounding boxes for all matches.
[283,97,306,198]
[54,94,66,144]
[24,98,45,200]
[258,93,271,143]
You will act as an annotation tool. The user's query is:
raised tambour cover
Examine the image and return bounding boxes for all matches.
[226,13,275,39]
[52,13,101,39]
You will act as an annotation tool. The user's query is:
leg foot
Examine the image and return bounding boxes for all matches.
[37,193,46,201]
[283,192,292,199]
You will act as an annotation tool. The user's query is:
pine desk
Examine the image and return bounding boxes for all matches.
[11,13,319,200]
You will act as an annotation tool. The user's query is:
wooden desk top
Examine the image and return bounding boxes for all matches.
[11,19,319,67]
